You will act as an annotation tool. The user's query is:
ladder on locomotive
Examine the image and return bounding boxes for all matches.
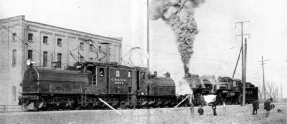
[81,86,88,106]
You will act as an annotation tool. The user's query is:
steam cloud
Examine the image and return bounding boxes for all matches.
[149,0,205,77]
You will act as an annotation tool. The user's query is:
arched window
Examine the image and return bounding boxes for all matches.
[89,44,93,52]
[28,33,33,42]
[28,50,33,60]
[80,42,84,51]
[80,56,84,62]
[12,33,17,41]
[12,49,16,66]
[57,53,62,68]
[89,57,93,62]
[57,38,62,47]
[99,46,101,53]
[43,51,48,67]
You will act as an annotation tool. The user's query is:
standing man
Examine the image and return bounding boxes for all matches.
[264,99,271,117]
[212,102,217,116]
[131,93,137,110]
[252,99,259,115]
[200,94,205,106]
[189,94,194,116]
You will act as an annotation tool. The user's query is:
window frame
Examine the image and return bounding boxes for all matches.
[128,71,131,78]
[57,53,62,68]
[28,33,33,42]
[12,33,17,42]
[12,49,16,67]
[116,70,120,77]
[80,42,84,51]
[43,51,48,67]
[28,50,33,60]
[89,44,93,52]
[100,68,104,77]
[80,56,84,62]
[43,36,48,44]
[57,38,62,47]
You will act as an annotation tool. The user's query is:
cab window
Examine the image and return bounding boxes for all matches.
[141,72,145,79]
[116,70,120,77]
[100,68,104,76]
[128,71,131,78]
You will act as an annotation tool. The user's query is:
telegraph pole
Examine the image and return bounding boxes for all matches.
[235,21,250,106]
[258,56,268,101]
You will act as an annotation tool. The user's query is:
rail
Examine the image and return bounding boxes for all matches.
[0,105,22,112]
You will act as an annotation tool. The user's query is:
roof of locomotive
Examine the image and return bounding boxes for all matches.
[30,67,90,82]
[150,77,175,87]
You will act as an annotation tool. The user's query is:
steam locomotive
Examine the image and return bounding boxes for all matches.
[19,62,177,110]
[187,76,259,106]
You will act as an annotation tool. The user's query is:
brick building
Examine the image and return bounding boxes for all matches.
[0,15,122,108]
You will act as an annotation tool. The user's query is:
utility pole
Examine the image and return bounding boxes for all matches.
[235,21,250,106]
[258,56,268,101]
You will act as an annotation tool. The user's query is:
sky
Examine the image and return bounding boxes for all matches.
[0,0,286,98]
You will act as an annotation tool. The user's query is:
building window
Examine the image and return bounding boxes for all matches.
[89,58,93,62]
[28,33,33,42]
[80,56,84,62]
[57,53,62,68]
[90,44,93,52]
[43,36,48,44]
[43,51,48,67]
[57,38,62,47]
[12,33,16,41]
[116,70,120,77]
[99,46,101,53]
[12,49,16,66]
[28,50,33,60]
[12,86,16,101]
[80,42,84,51]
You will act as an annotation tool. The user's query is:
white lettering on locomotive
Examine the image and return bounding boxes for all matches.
[111,78,126,85]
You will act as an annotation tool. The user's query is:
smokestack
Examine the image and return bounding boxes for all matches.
[150,0,205,77]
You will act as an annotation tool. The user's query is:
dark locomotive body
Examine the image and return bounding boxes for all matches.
[19,62,177,110]
[190,76,259,106]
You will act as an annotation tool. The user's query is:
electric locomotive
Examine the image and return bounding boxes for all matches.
[19,62,177,110]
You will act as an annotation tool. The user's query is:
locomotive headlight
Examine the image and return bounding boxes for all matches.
[26,59,36,66]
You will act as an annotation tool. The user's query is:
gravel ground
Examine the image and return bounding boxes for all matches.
[0,102,286,124]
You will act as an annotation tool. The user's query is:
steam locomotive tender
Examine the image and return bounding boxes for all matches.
[19,62,177,110]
